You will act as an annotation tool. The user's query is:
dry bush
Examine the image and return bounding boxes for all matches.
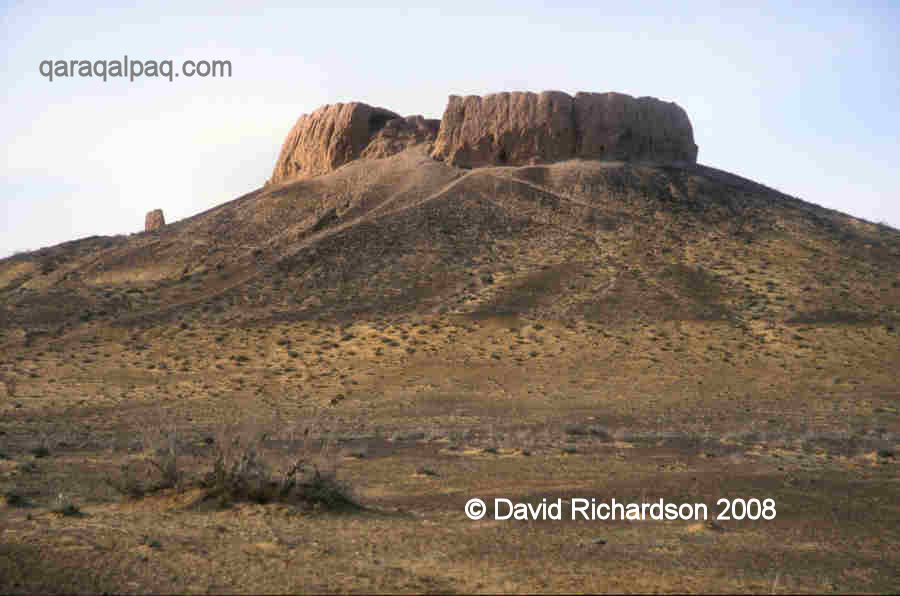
[105,463,149,498]
[51,492,82,517]
[107,411,358,510]
[146,421,183,489]
[200,416,357,510]
[106,414,184,498]
[202,420,359,509]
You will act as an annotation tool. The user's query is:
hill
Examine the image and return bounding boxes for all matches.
[1,91,898,593]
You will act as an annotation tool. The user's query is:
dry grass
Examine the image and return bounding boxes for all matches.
[1,151,898,592]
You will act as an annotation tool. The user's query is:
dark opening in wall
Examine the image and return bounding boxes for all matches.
[498,148,508,164]
[368,110,394,135]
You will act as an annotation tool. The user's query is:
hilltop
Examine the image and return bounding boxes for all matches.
[4,90,896,335]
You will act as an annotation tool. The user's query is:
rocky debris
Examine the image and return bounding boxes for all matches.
[269,103,439,185]
[362,115,440,160]
[431,91,698,168]
[144,209,165,232]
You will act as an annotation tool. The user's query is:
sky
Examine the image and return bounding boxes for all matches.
[2,1,899,258]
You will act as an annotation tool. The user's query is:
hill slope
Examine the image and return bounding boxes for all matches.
[1,103,899,593]
[3,145,898,331]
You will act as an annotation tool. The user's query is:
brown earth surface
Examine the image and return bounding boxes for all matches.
[1,138,899,593]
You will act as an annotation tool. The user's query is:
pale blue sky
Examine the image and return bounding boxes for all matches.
[3,1,898,257]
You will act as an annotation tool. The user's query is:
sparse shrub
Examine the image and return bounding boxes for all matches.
[30,446,50,458]
[105,463,149,498]
[52,493,82,516]
[106,414,358,511]
[292,464,357,509]
[589,426,611,441]
[391,430,426,442]
[107,419,183,497]
[147,426,183,490]
[139,536,163,549]
[199,421,358,510]
[564,423,589,436]
[4,492,29,507]
[55,503,82,516]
